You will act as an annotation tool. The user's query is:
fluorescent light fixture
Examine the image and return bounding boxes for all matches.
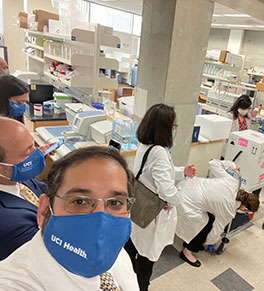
[213,14,222,17]
[226,24,252,27]
[254,25,264,28]
[211,23,225,26]
[211,23,255,28]
[223,14,251,17]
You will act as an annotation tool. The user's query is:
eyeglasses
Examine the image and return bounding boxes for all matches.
[172,124,178,129]
[54,194,136,216]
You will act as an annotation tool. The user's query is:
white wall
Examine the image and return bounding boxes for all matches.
[26,0,58,14]
[2,0,26,72]
[207,28,230,50]
[241,30,264,68]
[0,0,3,34]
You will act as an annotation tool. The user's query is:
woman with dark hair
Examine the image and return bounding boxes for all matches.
[222,94,260,197]
[221,94,257,158]
[0,75,58,155]
[0,75,29,123]
[176,159,259,267]
[125,103,196,291]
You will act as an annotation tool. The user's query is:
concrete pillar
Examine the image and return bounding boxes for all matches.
[134,0,214,166]
[227,29,244,54]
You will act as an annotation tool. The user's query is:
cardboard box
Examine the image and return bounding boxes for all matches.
[256,82,264,92]
[33,10,59,32]
[225,130,264,191]
[219,50,231,63]
[18,12,28,29]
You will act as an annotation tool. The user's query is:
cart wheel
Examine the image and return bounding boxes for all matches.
[216,242,225,255]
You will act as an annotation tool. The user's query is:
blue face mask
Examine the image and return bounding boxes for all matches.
[43,211,131,278]
[0,148,46,182]
[172,129,177,138]
[9,101,26,117]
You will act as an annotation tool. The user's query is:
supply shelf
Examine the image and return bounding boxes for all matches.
[25,42,44,51]
[25,52,44,63]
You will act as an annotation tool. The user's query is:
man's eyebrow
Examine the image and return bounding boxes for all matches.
[109,191,129,197]
[64,188,92,196]
[63,189,129,197]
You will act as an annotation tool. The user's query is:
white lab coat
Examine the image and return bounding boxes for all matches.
[131,144,185,262]
[175,159,241,245]
[0,231,139,291]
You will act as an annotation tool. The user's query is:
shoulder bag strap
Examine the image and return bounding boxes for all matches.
[135,145,156,180]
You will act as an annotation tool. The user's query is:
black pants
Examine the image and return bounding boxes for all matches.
[185,213,215,253]
[124,238,154,291]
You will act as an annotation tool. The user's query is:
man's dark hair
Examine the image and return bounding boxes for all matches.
[46,146,134,204]
[229,95,252,119]
[42,146,134,233]
[137,103,176,148]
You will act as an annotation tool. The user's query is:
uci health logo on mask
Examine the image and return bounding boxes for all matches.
[50,234,87,259]
[22,161,33,172]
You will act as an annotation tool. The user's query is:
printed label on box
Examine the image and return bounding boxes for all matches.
[258,174,264,182]
[238,138,248,148]
[250,133,260,138]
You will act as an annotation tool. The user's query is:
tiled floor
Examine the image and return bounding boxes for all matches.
[149,191,264,291]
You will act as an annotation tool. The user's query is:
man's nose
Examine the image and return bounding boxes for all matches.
[92,200,106,213]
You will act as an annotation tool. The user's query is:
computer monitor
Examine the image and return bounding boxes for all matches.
[28,80,54,104]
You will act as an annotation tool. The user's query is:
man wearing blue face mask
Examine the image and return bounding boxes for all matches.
[0,146,140,290]
[0,117,47,261]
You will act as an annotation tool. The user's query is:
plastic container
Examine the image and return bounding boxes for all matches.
[112,118,138,151]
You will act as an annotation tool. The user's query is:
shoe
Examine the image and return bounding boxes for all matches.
[179,251,201,267]
[183,242,205,252]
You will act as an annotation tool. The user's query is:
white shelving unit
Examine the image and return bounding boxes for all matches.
[25,42,44,51]
[25,52,44,63]
[24,25,120,96]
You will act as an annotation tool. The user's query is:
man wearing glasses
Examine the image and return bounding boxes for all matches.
[0,147,139,290]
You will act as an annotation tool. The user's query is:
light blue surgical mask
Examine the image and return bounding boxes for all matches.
[9,101,26,117]
[172,129,177,138]
[0,148,45,182]
[43,211,131,278]
[0,68,9,76]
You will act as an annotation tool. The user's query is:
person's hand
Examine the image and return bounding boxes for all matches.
[206,244,216,253]
[251,108,258,118]
[184,164,197,178]
[163,204,173,211]
[235,164,240,172]
[39,142,58,156]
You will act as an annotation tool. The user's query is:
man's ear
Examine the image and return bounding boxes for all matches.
[37,194,50,228]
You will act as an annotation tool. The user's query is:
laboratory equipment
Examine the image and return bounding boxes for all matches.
[112,118,138,151]
[90,120,113,144]
[29,80,54,104]
[225,129,264,191]
[65,103,106,139]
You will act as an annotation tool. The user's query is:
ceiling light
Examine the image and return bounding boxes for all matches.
[211,23,225,26]
[226,24,252,27]
[254,25,264,28]
[213,14,223,17]
[222,14,251,17]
